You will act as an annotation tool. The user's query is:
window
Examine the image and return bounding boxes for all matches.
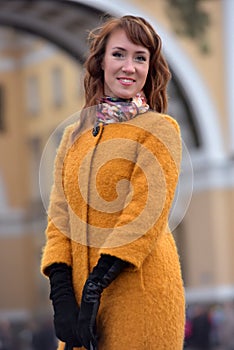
[51,66,63,107]
[0,86,5,131]
[168,75,201,149]
[29,137,41,201]
[26,76,40,115]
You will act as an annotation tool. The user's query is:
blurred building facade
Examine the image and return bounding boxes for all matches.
[0,0,233,323]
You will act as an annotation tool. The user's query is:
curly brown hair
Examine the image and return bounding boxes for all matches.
[83,15,171,113]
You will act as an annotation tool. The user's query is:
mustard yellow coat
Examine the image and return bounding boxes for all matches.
[41,111,185,350]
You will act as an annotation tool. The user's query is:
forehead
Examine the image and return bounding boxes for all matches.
[106,28,149,53]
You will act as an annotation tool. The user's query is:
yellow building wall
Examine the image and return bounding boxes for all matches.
[0,67,29,207]
[130,0,228,142]
[23,51,84,138]
[183,189,234,288]
[0,234,38,311]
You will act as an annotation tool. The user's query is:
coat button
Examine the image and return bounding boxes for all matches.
[92,124,100,137]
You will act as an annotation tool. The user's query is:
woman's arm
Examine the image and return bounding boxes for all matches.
[41,124,75,276]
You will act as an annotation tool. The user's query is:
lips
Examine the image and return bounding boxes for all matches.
[117,77,135,85]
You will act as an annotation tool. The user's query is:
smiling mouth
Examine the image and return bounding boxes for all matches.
[117,78,135,84]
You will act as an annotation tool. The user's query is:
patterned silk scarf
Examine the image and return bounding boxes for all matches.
[96,92,149,126]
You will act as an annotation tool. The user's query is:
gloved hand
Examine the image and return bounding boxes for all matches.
[48,263,82,348]
[78,254,127,350]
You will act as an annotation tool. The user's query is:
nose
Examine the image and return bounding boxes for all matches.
[122,58,135,73]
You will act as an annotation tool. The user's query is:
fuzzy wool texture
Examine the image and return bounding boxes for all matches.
[41,111,185,350]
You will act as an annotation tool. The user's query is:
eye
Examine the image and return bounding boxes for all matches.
[112,51,124,58]
[135,55,147,62]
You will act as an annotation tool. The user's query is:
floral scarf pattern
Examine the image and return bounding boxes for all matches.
[96,92,149,126]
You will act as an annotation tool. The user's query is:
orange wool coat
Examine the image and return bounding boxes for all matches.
[41,111,185,350]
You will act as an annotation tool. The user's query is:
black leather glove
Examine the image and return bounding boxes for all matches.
[48,263,82,348]
[78,255,127,350]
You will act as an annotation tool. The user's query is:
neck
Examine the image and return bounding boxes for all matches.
[102,96,132,103]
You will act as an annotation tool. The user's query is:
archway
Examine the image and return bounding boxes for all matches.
[0,0,223,157]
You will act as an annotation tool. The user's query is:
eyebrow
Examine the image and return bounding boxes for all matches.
[112,46,148,54]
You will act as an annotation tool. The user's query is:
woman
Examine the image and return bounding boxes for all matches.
[41,15,185,350]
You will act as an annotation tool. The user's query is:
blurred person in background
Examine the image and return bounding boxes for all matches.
[0,320,14,350]
[41,15,185,350]
[209,304,224,349]
[188,304,211,350]
[218,302,234,350]
[31,317,57,350]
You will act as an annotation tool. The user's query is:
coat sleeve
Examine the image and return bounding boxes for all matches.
[41,124,75,276]
[99,115,182,270]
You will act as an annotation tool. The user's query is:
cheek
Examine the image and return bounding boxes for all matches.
[103,59,113,78]
[102,55,109,72]
[144,64,150,78]
[140,66,149,85]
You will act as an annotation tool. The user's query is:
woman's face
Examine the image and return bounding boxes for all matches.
[102,28,150,99]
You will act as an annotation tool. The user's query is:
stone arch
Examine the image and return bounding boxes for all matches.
[0,0,224,161]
